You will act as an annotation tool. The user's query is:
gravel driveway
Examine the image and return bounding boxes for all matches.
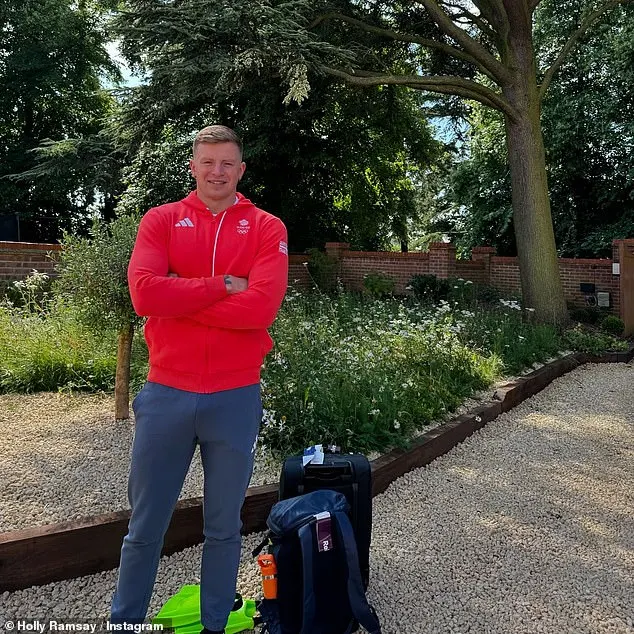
[1,361,633,633]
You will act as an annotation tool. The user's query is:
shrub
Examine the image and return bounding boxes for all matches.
[447,278,477,306]
[56,216,140,333]
[1,270,53,315]
[306,248,338,293]
[408,274,450,301]
[261,291,500,456]
[473,283,502,304]
[1,288,626,456]
[563,324,627,355]
[56,215,141,418]
[600,315,624,336]
[568,304,606,325]
[363,271,395,298]
[0,279,13,301]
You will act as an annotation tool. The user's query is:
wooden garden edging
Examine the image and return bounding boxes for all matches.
[1,347,632,592]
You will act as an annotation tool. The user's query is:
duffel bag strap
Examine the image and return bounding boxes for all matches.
[332,512,382,634]
[298,522,318,634]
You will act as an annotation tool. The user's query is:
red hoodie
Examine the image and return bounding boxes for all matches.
[128,191,288,393]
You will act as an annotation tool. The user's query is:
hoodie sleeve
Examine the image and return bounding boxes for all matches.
[187,217,288,329]
[128,208,227,318]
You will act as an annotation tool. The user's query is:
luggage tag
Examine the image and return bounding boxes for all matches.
[315,511,333,552]
[302,444,325,467]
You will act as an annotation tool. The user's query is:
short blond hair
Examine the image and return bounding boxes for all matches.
[193,125,243,158]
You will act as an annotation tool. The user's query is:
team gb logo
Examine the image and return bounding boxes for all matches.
[237,219,250,235]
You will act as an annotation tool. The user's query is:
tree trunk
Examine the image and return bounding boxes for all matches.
[502,4,569,325]
[115,323,134,420]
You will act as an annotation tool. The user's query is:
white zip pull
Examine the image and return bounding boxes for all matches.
[211,211,227,277]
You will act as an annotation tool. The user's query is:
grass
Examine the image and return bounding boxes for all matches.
[0,276,627,456]
[0,273,147,394]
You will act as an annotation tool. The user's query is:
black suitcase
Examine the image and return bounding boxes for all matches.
[279,453,373,589]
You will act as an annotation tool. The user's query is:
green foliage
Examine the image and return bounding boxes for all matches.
[443,278,504,308]
[408,275,450,301]
[113,0,446,251]
[449,1,634,258]
[115,126,193,217]
[449,107,516,256]
[0,301,147,393]
[362,272,395,298]
[2,271,53,314]
[0,280,10,301]
[563,325,627,355]
[600,315,624,337]
[55,215,140,333]
[305,248,338,294]
[538,1,634,257]
[0,0,119,241]
[472,283,503,305]
[0,287,624,452]
[568,304,608,325]
[261,291,502,456]
[453,304,561,374]
[446,278,477,306]
[0,271,146,393]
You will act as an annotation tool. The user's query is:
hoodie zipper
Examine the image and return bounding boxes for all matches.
[211,210,228,277]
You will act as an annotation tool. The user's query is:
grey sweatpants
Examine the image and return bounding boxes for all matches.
[111,381,262,630]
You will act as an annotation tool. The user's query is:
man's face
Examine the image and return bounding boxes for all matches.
[190,141,246,206]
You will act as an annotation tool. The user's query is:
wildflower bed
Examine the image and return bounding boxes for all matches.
[0,275,625,458]
[260,288,566,455]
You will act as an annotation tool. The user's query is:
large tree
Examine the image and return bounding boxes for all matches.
[113,0,445,251]
[305,0,634,323]
[0,0,118,242]
[450,1,634,258]
[115,0,631,324]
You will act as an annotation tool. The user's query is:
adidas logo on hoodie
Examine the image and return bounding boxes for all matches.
[175,217,194,227]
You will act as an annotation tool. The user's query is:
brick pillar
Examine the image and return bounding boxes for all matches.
[616,239,634,335]
[612,239,620,266]
[324,242,350,260]
[471,246,496,284]
[428,242,456,279]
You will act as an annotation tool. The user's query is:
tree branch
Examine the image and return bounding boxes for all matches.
[417,0,512,84]
[309,11,498,82]
[320,66,520,119]
[450,8,498,43]
[538,0,633,100]
[473,0,510,41]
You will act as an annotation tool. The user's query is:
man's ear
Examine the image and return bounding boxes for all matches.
[238,162,246,181]
[189,158,196,177]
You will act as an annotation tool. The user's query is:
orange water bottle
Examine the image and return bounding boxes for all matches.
[257,553,278,599]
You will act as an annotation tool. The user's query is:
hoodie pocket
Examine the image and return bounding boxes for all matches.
[206,328,273,372]
[144,317,207,374]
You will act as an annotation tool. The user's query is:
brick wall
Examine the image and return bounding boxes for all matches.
[490,257,522,296]
[455,260,487,285]
[0,242,61,282]
[336,249,430,294]
[559,258,619,314]
[289,254,311,290]
[0,239,627,317]
[488,255,619,313]
[325,241,626,317]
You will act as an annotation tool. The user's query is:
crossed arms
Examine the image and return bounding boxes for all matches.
[128,209,289,330]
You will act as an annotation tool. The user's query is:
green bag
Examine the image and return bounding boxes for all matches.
[152,585,256,634]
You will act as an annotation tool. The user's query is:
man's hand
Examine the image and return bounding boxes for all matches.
[167,272,247,294]
[225,275,248,294]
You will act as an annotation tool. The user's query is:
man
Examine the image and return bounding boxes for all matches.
[111,125,288,634]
